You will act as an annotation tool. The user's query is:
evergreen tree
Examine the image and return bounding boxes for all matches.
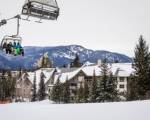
[6,71,14,99]
[0,70,16,101]
[127,74,138,101]
[97,59,110,102]
[76,83,84,103]
[0,71,7,101]
[71,54,81,67]
[63,64,67,68]
[32,72,37,102]
[2,74,7,100]
[0,71,5,100]
[106,73,118,102]
[51,78,62,103]
[5,72,11,99]
[38,71,46,101]
[82,80,89,103]
[0,77,2,100]
[62,78,70,103]
[89,70,98,103]
[10,78,16,99]
[41,55,45,68]
[18,67,22,78]
[133,35,150,99]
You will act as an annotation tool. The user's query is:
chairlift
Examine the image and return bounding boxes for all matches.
[0,15,24,56]
[1,35,22,47]
[1,15,22,47]
[22,0,59,21]
[1,35,24,56]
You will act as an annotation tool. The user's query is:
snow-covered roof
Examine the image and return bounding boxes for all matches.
[82,65,101,76]
[110,63,134,77]
[54,63,135,83]
[19,63,134,85]
[28,68,55,85]
[83,61,96,66]
[56,67,79,73]
[54,67,82,83]
[54,65,101,83]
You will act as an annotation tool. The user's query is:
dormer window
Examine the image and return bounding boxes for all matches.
[119,84,124,88]
[119,77,125,82]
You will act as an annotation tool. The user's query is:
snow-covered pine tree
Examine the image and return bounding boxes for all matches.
[38,71,46,101]
[106,72,118,102]
[97,59,109,102]
[133,35,150,99]
[32,72,37,102]
[89,70,98,103]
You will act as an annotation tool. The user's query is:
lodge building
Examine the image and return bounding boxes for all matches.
[15,62,134,101]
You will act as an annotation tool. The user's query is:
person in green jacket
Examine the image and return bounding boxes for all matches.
[13,42,21,56]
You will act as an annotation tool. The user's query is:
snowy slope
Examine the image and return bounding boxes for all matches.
[0,100,150,120]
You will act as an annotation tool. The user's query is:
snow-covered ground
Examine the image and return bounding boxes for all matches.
[0,100,150,120]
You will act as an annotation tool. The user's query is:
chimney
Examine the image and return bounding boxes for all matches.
[97,59,102,67]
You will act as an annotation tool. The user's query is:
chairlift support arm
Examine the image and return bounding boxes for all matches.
[14,15,20,36]
[0,15,21,36]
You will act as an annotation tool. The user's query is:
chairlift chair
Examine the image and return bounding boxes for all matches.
[1,35,22,51]
[1,35,22,48]
[22,0,59,21]
[0,35,23,56]
[0,15,24,56]
[0,15,22,49]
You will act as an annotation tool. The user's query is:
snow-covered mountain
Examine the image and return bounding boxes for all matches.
[0,45,133,70]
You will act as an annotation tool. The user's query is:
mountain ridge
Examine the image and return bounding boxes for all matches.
[0,45,133,70]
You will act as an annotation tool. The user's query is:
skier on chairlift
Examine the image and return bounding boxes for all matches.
[2,42,7,51]
[6,42,12,54]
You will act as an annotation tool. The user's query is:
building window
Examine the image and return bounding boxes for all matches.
[78,76,84,82]
[119,77,125,82]
[119,84,124,88]
[24,89,26,96]
[70,83,77,86]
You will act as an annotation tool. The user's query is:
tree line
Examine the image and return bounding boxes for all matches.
[0,71,16,101]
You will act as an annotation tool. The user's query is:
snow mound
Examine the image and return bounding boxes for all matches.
[36,99,55,104]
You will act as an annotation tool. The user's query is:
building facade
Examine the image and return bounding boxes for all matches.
[16,63,134,101]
